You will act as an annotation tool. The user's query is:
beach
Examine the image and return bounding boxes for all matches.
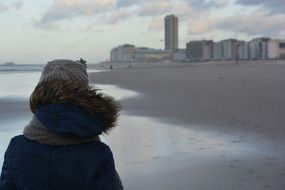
[90,61,285,137]
[89,61,285,189]
[0,61,285,189]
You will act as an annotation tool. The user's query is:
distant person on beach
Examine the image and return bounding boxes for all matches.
[0,59,123,190]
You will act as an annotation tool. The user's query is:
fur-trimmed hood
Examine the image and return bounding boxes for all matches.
[30,80,120,135]
[34,103,104,138]
[25,91,120,144]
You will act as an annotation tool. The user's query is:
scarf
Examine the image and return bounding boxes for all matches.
[23,115,100,146]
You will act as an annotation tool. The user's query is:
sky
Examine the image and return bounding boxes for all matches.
[0,0,285,64]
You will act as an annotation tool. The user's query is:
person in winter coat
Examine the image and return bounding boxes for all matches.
[0,59,123,190]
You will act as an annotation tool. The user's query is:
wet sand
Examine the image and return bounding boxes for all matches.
[89,61,285,190]
[90,61,285,138]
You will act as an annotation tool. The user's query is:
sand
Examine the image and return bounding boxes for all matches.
[89,61,285,190]
[90,61,285,137]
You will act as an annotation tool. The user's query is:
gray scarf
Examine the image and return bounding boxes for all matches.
[23,115,100,146]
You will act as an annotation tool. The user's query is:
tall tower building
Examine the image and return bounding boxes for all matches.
[165,14,178,51]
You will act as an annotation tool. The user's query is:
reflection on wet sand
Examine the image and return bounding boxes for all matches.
[104,115,285,190]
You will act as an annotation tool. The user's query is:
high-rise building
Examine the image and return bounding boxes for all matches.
[165,14,178,51]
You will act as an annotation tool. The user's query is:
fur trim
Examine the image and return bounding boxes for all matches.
[30,80,121,134]
[93,90,121,134]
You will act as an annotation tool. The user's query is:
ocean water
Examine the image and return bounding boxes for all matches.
[0,72,40,98]
[0,69,106,99]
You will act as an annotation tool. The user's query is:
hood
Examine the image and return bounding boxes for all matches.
[35,103,104,138]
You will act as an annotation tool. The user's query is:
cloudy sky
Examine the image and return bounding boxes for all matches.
[1,0,285,64]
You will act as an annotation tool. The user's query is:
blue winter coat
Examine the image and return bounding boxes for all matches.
[0,103,117,190]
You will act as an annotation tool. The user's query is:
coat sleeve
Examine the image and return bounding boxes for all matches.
[95,146,118,190]
[0,138,17,190]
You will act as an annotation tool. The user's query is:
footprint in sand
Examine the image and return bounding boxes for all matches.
[217,143,224,146]
[230,159,240,163]
[266,157,277,161]
[247,168,255,174]
[264,161,275,167]
[232,183,243,188]
[240,177,247,181]
[255,175,265,179]
[229,164,239,168]
[264,184,272,188]
[231,140,242,144]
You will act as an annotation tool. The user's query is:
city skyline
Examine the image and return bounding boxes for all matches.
[0,0,285,64]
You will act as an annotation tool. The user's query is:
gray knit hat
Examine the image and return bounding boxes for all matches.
[39,59,88,84]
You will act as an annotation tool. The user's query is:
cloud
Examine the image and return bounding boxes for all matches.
[139,1,174,16]
[187,9,285,38]
[187,0,229,9]
[116,0,230,9]
[0,3,8,12]
[34,0,116,29]
[12,0,23,9]
[217,10,285,37]
[33,0,285,38]
[34,0,191,29]
[116,0,179,17]
[34,0,230,30]
[188,16,221,34]
[116,0,226,16]
[235,0,285,14]
[0,0,23,12]
[116,0,136,8]
[149,16,164,32]
[105,9,134,24]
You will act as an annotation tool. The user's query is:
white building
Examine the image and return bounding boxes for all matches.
[213,42,222,60]
[248,38,270,60]
[213,39,248,60]
[280,41,285,59]
[220,39,238,60]
[268,39,285,59]
[236,41,249,60]
[110,44,172,62]
[110,44,136,62]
